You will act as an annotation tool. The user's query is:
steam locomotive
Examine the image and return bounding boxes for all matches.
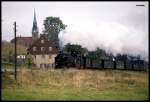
[55,52,76,68]
[55,51,148,71]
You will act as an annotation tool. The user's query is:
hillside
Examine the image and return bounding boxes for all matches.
[2,40,27,62]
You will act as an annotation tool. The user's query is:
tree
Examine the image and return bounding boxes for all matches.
[26,55,33,69]
[63,43,88,58]
[82,47,88,56]
[116,53,128,61]
[87,48,107,60]
[2,40,27,63]
[87,51,95,60]
[8,51,12,63]
[95,48,106,59]
[43,16,67,41]
[136,55,141,60]
[116,53,122,61]
[122,54,128,61]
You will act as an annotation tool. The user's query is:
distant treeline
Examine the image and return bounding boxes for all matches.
[63,43,146,62]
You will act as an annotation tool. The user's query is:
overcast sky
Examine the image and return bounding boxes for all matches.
[2,1,149,61]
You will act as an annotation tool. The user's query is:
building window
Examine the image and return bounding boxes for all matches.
[17,55,21,59]
[33,46,36,51]
[23,55,25,59]
[41,39,44,43]
[49,47,52,51]
[40,64,43,68]
[41,47,45,51]
[42,55,45,58]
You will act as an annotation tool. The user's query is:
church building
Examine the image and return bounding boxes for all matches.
[27,10,59,68]
[11,9,39,48]
[11,9,59,68]
[27,34,59,68]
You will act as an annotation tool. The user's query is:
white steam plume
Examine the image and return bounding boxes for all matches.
[58,21,148,61]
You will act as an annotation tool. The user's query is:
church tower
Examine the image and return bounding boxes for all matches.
[32,9,39,43]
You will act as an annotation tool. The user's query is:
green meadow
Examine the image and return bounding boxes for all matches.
[2,68,149,100]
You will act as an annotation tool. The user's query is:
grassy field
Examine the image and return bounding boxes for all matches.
[1,68,149,100]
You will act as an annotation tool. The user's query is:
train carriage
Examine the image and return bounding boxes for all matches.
[54,52,147,71]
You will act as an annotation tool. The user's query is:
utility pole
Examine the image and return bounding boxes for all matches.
[14,22,17,80]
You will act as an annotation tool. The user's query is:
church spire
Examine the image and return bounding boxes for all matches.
[32,9,39,42]
[32,9,38,33]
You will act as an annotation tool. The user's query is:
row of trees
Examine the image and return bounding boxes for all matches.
[2,41,27,63]
[62,43,142,61]
[2,40,33,68]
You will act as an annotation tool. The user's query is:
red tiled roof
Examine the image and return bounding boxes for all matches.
[27,34,59,55]
[11,36,33,47]
[20,37,32,44]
